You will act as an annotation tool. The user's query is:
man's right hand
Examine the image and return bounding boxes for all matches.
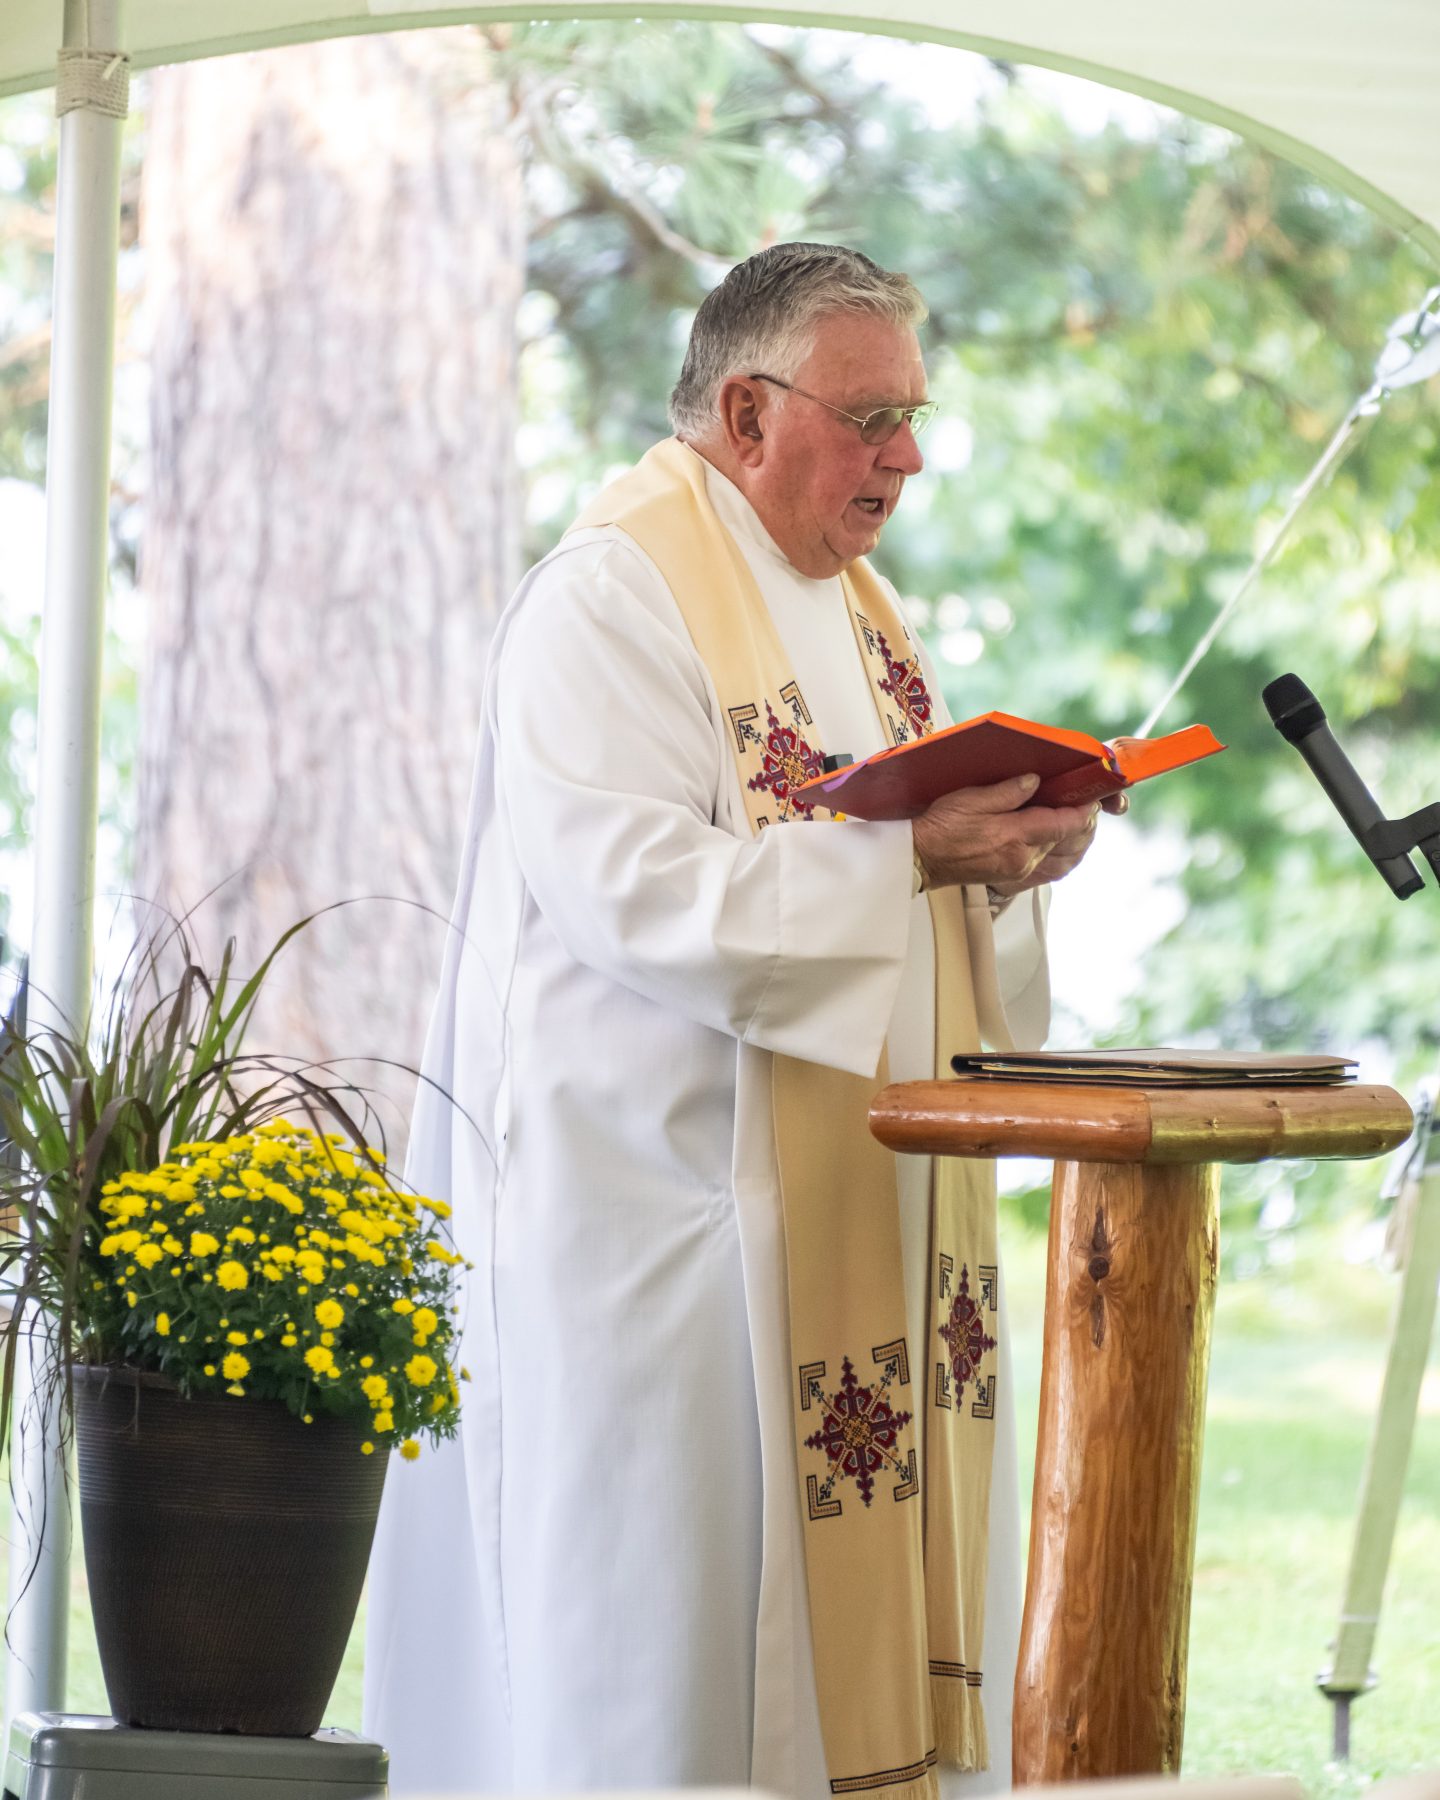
[910,772,1098,894]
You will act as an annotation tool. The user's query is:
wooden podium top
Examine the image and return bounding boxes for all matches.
[868,1079,1413,1166]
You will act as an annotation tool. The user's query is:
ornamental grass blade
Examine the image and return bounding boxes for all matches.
[58,1091,141,1369]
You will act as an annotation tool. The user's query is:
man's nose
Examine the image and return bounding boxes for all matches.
[881,421,924,476]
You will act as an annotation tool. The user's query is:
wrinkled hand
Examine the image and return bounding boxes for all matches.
[911,772,1102,894]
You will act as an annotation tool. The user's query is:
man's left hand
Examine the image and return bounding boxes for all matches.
[988,789,1127,895]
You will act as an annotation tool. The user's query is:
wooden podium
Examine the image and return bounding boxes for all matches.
[868,1078,1413,1784]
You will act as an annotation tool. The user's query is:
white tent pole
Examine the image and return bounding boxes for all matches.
[4,0,128,1742]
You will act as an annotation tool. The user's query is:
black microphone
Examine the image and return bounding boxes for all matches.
[1262,673,1424,899]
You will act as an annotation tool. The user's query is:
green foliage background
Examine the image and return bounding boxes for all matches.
[2,23,1438,1255]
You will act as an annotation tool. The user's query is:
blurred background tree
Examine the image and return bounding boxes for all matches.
[133,32,523,1136]
[1,20,1436,1184]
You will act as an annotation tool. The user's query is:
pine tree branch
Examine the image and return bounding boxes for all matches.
[514,77,730,275]
[743,32,860,130]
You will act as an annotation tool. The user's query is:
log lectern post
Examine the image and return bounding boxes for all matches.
[867,1078,1413,1785]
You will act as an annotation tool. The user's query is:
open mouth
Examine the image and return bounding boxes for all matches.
[852,497,887,519]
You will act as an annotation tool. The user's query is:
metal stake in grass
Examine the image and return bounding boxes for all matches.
[1317,1083,1440,1759]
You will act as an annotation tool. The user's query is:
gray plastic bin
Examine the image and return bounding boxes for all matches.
[3,1713,387,1799]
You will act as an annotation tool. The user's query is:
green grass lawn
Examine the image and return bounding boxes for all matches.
[8,1214,1438,1790]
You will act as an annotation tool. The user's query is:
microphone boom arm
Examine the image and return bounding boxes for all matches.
[1362,803,1440,887]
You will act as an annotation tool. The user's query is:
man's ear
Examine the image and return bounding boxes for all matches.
[717,376,767,467]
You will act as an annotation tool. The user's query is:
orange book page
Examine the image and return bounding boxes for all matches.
[1112,724,1225,784]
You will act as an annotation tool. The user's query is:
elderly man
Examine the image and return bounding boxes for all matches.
[364,243,1105,1800]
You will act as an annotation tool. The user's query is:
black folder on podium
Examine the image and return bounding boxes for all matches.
[948,1048,1357,1087]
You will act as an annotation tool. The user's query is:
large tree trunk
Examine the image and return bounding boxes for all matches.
[136,31,523,1153]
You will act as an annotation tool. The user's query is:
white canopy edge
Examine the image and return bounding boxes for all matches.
[5,0,1440,267]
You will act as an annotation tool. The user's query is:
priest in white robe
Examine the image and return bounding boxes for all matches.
[364,243,1111,1800]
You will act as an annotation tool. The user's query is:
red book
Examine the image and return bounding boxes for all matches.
[794,713,1225,821]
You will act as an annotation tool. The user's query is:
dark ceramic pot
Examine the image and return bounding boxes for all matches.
[73,1365,388,1736]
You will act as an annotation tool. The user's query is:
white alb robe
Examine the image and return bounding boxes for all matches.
[363,463,1050,1798]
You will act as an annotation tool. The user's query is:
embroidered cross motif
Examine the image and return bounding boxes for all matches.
[801,1347,916,1516]
[746,693,824,821]
[936,1260,997,1414]
[875,632,934,743]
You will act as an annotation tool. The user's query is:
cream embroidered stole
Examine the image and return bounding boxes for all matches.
[572,440,1002,1800]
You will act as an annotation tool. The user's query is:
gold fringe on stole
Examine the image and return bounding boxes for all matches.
[930,1674,989,1772]
[905,1769,942,1800]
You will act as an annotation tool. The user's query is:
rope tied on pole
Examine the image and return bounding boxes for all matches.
[55,46,131,119]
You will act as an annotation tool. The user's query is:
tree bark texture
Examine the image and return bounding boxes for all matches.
[136,31,523,1152]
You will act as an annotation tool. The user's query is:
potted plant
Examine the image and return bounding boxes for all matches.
[0,920,465,1736]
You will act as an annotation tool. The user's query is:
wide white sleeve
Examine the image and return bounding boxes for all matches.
[493,538,916,1078]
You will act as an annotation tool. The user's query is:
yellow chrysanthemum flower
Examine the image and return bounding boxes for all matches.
[373,1409,394,1433]
[226,1331,249,1346]
[361,1375,388,1402]
[222,1352,250,1380]
[217,1260,249,1291]
[190,1232,220,1257]
[304,1345,336,1376]
[399,1439,421,1461]
[405,1354,438,1388]
[411,1306,439,1343]
[392,1298,415,1316]
[156,1313,171,1337]
[315,1298,344,1329]
[361,1442,375,1455]
[133,1243,163,1270]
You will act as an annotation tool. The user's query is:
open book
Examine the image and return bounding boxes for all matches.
[794,712,1224,821]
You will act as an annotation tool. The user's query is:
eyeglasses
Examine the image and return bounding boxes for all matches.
[748,374,938,446]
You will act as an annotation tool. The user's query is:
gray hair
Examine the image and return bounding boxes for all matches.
[668,242,927,439]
